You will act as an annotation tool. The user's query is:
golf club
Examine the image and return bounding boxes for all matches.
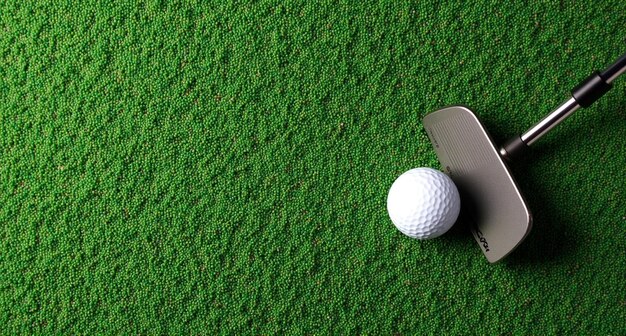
[423,51,626,263]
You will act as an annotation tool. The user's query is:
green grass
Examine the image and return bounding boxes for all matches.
[1,0,625,334]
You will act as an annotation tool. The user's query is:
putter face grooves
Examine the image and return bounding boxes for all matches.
[435,115,492,172]
[423,106,532,263]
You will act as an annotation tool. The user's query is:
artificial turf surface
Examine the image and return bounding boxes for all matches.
[1,0,625,334]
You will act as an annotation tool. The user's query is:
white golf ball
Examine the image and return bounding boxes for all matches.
[387,167,461,239]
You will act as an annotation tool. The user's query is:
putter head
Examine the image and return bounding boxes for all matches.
[423,106,532,263]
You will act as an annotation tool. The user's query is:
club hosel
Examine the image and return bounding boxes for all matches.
[498,96,580,162]
[499,135,528,162]
[500,71,614,163]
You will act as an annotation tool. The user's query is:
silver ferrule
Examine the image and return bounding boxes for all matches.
[520,97,581,146]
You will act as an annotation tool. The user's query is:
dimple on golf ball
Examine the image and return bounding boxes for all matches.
[387,168,461,239]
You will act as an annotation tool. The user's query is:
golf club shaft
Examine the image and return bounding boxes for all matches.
[520,97,580,146]
[500,51,626,161]
[602,52,626,83]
